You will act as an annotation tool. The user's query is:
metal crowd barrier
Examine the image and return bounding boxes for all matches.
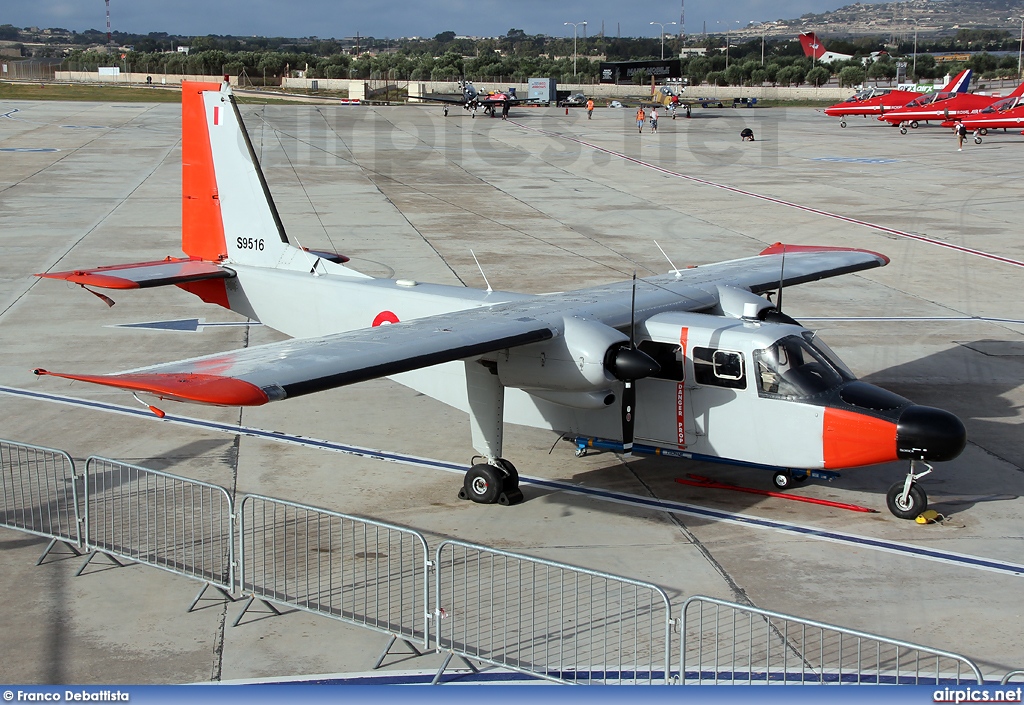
[679,596,984,685]
[0,439,82,563]
[80,457,235,609]
[433,540,673,685]
[236,495,430,662]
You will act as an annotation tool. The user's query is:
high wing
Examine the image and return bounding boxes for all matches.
[35,245,887,407]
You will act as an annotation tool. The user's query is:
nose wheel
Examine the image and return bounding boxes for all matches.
[886,460,932,519]
[459,458,523,506]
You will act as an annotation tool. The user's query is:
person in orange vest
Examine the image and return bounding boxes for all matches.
[636,106,646,133]
[586,98,594,120]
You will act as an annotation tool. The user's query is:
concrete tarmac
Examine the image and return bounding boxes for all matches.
[0,98,1022,684]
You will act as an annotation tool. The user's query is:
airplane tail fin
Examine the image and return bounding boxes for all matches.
[941,69,973,94]
[799,32,826,60]
[182,80,295,267]
[1008,81,1024,98]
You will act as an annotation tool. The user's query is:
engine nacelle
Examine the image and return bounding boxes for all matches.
[497,317,626,393]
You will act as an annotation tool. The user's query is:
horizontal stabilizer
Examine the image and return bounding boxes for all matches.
[38,257,233,290]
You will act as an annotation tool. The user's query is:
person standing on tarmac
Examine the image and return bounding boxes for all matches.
[636,106,646,133]
[955,122,967,151]
[586,98,594,120]
[650,107,659,133]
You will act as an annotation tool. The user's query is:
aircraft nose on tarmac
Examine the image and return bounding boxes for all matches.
[896,405,967,462]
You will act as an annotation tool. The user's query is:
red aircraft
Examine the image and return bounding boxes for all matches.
[823,70,973,128]
[880,78,1024,133]
[940,95,1024,141]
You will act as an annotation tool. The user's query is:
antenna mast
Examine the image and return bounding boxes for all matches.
[105,0,111,44]
[680,0,685,39]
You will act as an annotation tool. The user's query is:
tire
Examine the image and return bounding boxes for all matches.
[900,127,908,135]
[772,471,791,490]
[791,471,809,484]
[974,136,983,145]
[840,121,847,128]
[910,121,919,129]
[463,464,503,504]
[979,128,988,136]
[886,482,927,520]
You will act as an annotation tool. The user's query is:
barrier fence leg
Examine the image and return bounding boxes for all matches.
[188,583,236,613]
[36,538,83,566]
[75,551,124,577]
[431,652,454,685]
[231,595,282,627]
[373,635,424,669]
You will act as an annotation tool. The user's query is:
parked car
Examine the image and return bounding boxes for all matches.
[559,93,587,107]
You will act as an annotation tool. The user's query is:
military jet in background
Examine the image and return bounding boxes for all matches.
[409,80,523,117]
[823,70,973,127]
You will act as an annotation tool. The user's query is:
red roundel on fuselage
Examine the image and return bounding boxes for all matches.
[373,311,399,326]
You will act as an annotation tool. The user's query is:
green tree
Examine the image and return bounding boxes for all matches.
[838,65,866,88]
[806,66,831,87]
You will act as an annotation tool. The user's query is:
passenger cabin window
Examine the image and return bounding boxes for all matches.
[692,347,746,390]
[637,341,684,382]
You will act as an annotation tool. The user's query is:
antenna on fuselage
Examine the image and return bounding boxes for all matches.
[777,244,786,311]
[470,249,492,292]
[654,240,681,279]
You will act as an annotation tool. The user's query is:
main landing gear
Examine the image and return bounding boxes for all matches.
[886,460,932,520]
[459,458,523,506]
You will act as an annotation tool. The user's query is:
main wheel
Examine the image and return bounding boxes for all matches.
[979,128,988,136]
[886,482,927,520]
[772,471,791,489]
[463,464,503,504]
[910,120,919,129]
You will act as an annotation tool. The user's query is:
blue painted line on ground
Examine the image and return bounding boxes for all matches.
[3,384,1023,579]
[0,147,60,153]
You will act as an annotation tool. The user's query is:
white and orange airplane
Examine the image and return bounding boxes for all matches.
[799,32,885,64]
[33,81,966,518]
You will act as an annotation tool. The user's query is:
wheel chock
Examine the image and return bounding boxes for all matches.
[498,488,524,506]
[915,509,942,524]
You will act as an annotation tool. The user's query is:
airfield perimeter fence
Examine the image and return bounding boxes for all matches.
[679,596,985,685]
[236,494,431,655]
[433,539,673,685]
[80,456,235,607]
[0,439,998,683]
[0,439,82,562]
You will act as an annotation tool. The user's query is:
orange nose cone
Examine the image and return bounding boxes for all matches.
[823,407,898,469]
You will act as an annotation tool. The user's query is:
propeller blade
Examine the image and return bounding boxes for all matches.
[629,272,637,348]
[621,379,636,456]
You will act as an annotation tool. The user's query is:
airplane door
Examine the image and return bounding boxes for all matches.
[635,335,696,448]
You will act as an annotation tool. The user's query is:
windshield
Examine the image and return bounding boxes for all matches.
[753,334,856,399]
[983,96,1024,113]
[905,91,951,108]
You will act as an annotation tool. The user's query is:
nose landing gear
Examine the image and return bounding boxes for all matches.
[886,460,932,519]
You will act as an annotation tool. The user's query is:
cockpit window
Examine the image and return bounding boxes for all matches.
[753,334,855,399]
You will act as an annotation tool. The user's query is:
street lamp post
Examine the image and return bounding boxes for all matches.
[901,17,921,78]
[1018,17,1023,81]
[564,21,587,76]
[650,21,677,60]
